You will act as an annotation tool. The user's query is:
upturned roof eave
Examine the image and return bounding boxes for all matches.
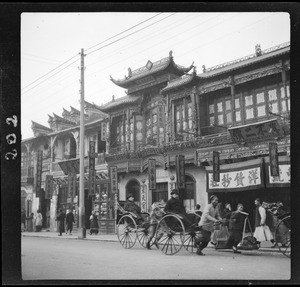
[110,57,194,88]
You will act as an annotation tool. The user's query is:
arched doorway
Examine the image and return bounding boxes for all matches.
[125,180,141,206]
[182,175,196,211]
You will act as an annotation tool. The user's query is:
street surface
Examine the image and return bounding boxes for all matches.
[22,237,290,281]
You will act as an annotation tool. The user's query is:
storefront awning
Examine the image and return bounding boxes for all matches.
[205,158,264,192]
[228,118,285,145]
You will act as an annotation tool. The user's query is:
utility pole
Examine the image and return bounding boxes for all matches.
[78,48,86,239]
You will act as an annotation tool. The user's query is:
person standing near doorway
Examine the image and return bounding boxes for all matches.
[21,209,26,232]
[66,209,75,235]
[46,208,50,229]
[56,209,66,236]
[35,210,43,232]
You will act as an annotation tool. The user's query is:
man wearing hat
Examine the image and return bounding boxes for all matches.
[124,193,143,224]
[164,189,196,230]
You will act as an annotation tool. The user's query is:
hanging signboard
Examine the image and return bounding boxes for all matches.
[89,141,96,170]
[213,151,220,182]
[68,172,77,199]
[101,122,107,141]
[269,142,279,177]
[45,175,53,199]
[35,150,43,197]
[148,159,156,190]
[110,166,118,194]
[265,156,290,187]
[88,169,96,197]
[175,155,185,189]
[206,158,264,192]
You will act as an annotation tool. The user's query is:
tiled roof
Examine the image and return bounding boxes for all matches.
[70,106,80,115]
[53,113,77,125]
[199,42,290,78]
[31,121,52,132]
[161,69,198,93]
[110,52,194,88]
[99,95,141,112]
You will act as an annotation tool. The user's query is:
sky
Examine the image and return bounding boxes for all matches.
[21,12,290,140]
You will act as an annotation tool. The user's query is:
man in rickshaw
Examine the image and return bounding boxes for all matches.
[124,193,144,225]
[164,189,198,231]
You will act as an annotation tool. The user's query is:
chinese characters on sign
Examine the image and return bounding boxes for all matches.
[213,151,220,182]
[101,122,107,141]
[208,166,261,190]
[140,181,147,212]
[68,173,76,199]
[45,175,53,199]
[35,150,43,197]
[269,142,279,177]
[176,155,185,189]
[148,159,156,190]
[268,164,290,185]
[88,141,97,197]
[110,166,118,194]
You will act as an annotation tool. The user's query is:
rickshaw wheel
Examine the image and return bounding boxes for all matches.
[184,231,198,253]
[117,214,137,249]
[156,214,185,255]
[275,215,291,258]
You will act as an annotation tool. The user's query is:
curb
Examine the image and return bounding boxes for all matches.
[22,233,283,254]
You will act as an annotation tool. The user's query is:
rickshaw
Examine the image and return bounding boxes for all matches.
[264,202,291,258]
[116,202,202,255]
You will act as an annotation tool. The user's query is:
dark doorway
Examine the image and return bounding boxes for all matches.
[126,180,141,206]
[39,188,50,228]
[152,182,168,203]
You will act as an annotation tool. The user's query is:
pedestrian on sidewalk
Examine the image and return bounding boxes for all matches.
[66,209,75,235]
[253,198,275,246]
[46,208,50,229]
[195,195,222,256]
[89,211,99,235]
[56,209,66,236]
[226,203,247,254]
[35,210,43,232]
[26,212,34,232]
[21,209,26,232]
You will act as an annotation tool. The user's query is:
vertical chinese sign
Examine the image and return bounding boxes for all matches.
[35,150,43,197]
[89,141,96,197]
[68,173,76,201]
[213,151,220,182]
[269,142,279,177]
[175,155,185,189]
[45,175,53,199]
[148,159,156,190]
[110,166,118,194]
[101,122,107,141]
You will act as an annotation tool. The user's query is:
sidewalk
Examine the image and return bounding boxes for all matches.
[22,229,281,253]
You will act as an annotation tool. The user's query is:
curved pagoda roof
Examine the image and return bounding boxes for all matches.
[161,67,199,94]
[99,95,141,112]
[110,51,194,89]
[31,121,53,137]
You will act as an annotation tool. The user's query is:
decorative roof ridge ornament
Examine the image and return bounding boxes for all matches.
[169,50,173,58]
[146,60,153,70]
[255,44,262,56]
[128,67,132,78]
[202,65,206,73]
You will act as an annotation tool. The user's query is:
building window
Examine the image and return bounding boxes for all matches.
[280,84,290,113]
[21,151,28,168]
[174,97,194,138]
[146,101,166,146]
[152,182,168,203]
[208,96,232,126]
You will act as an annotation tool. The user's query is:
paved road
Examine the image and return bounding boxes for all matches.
[21,237,290,281]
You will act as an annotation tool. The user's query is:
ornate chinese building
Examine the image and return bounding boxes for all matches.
[103,43,290,224]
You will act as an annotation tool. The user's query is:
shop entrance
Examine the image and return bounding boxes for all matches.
[210,187,290,229]
[39,188,50,228]
[85,189,93,229]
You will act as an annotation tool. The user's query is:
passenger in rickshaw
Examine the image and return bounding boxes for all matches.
[124,193,144,225]
[164,189,198,231]
[146,201,167,250]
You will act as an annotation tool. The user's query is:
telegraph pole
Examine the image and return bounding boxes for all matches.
[78,48,86,239]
